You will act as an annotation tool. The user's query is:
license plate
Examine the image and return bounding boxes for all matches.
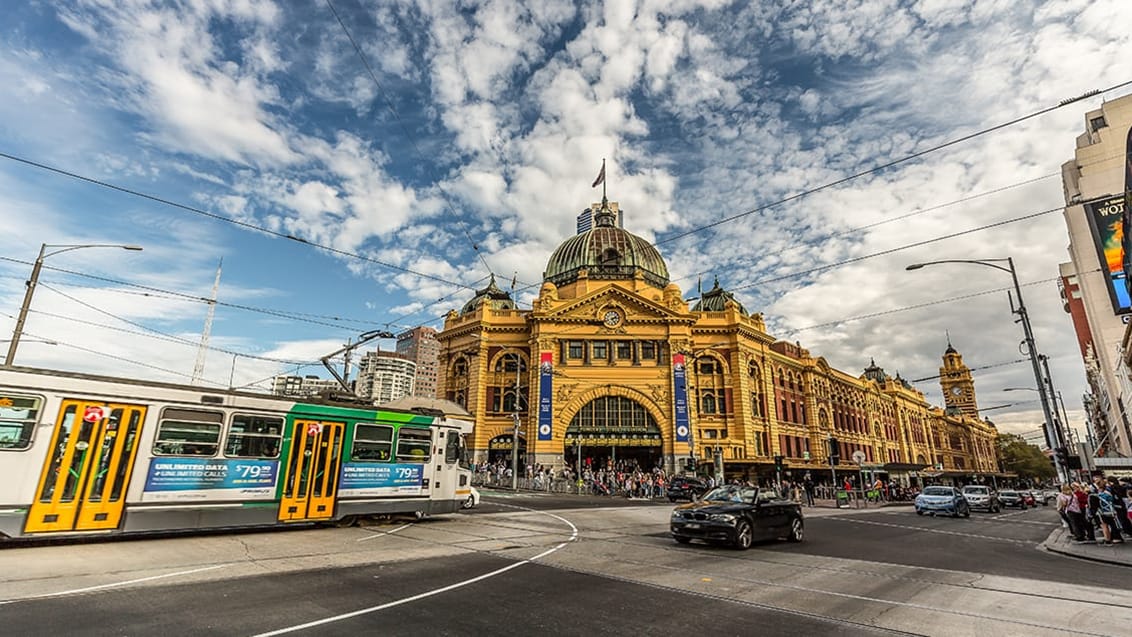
[685,523,700,529]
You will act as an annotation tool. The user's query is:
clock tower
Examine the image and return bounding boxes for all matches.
[939,339,979,418]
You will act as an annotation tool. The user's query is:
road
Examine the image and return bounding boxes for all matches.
[0,492,1128,636]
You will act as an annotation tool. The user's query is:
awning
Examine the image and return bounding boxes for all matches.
[883,463,931,472]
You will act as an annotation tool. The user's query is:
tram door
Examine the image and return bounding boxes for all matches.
[25,400,147,533]
[279,420,344,522]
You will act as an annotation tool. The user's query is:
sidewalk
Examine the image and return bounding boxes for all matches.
[1042,525,1132,567]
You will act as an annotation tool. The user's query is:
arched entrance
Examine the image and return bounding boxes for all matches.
[564,396,663,472]
[488,433,526,465]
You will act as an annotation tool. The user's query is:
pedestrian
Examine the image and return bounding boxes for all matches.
[1056,485,1078,537]
[803,473,815,507]
[1071,482,1095,543]
[1107,476,1132,536]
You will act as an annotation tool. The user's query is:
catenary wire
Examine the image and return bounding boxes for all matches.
[0,151,473,292]
[653,81,1132,247]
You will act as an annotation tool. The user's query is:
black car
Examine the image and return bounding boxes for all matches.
[997,490,1028,509]
[671,485,804,549]
[667,476,710,502]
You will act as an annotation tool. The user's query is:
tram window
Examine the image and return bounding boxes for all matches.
[353,424,394,461]
[396,427,432,462]
[444,430,460,464]
[153,408,223,456]
[0,393,42,450]
[225,413,283,458]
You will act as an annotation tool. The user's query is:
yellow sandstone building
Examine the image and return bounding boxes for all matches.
[437,199,999,484]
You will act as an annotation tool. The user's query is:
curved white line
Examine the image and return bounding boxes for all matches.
[0,563,232,605]
[254,502,578,636]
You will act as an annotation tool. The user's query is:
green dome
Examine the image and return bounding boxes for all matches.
[460,274,516,315]
[691,277,747,315]
[544,203,669,288]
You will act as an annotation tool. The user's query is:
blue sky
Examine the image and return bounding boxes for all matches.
[1,0,1129,437]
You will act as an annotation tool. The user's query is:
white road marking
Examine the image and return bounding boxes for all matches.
[355,523,412,542]
[0,563,232,605]
[253,503,579,636]
[827,516,1035,544]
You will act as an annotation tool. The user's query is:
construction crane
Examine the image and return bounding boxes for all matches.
[191,259,222,385]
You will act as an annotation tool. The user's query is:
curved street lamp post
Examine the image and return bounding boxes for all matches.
[906,257,1068,483]
[5,243,142,366]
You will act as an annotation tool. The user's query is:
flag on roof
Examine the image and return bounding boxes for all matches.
[591,161,605,188]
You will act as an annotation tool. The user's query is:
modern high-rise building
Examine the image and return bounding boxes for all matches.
[1060,92,1132,457]
[576,202,623,234]
[355,350,416,404]
[396,326,440,398]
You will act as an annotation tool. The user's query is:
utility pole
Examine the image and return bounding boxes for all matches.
[192,259,222,385]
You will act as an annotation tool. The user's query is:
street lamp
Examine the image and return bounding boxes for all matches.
[5,243,143,366]
[906,257,1067,483]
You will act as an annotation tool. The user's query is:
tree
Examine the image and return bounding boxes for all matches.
[995,433,1055,482]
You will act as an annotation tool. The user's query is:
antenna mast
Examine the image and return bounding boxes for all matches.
[192,259,223,385]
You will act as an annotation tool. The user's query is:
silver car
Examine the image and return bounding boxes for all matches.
[960,485,1000,513]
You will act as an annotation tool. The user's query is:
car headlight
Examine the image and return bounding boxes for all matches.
[708,513,736,522]
[915,497,924,504]
[671,510,684,519]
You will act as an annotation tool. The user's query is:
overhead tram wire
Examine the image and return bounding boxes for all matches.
[34,284,316,366]
[730,206,1060,292]
[668,171,1060,289]
[0,151,473,293]
[323,0,502,283]
[779,273,1095,335]
[653,81,1132,248]
[0,255,397,332]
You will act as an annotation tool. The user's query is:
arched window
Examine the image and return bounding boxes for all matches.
[490,352,528,414]
[695,355,729,416]
[600,248,620,266]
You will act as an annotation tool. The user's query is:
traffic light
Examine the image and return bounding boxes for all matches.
[828,437,840,466]
[773,455,785,472]
[684,458,695,472]
[1054,446,1069,467]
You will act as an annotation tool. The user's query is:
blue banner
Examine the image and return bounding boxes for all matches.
[538,352,553,440]
[339,462,423,490]
[673,353,690,443]
[143,458,278,492]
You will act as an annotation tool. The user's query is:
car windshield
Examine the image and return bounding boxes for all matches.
[701,486,757,503]
[922,487,953,496]
[962,487,988,494]
[1000,490,1018,496]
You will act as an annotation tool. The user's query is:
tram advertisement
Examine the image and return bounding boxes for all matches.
[141,457,279,500]
[673,353,690,443]
[338,462,424,496]
[538,352,553,441]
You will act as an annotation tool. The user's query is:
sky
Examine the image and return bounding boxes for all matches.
[1,0,1129,441]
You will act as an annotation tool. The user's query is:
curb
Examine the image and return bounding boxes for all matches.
[1041,528,1132,568]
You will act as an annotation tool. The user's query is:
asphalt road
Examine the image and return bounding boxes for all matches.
[0,492,1128,637]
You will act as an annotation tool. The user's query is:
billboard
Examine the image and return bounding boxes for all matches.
[1123,125,1132,301]
[1084,194,1130,314]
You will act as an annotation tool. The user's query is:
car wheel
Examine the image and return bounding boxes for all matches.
[462,495,475,509]
[674,535,692,544]
[733,520,753,550]
[916,510,924,516]
[962,505,970,518]
[787,517,804,543]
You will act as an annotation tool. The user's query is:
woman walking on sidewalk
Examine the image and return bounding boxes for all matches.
[1071,483,1094,543]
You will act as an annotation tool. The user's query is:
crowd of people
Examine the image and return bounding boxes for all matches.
[1054,474,1132,546]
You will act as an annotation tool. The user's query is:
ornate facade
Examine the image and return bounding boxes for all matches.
[437,198,999,482]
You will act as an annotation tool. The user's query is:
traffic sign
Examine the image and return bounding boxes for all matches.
[851,450,866,464]
[83,405,106,423]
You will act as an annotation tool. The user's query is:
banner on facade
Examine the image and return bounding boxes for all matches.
[1084,193,1130,314]
[538,352,553,440]
[673,353,690,443]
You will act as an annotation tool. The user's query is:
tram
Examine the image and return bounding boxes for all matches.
[0,366,474,539]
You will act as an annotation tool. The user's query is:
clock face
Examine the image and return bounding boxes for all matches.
[950,386,963,396]
[602,309,622,327]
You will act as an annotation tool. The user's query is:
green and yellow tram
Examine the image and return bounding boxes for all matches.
[0,366,474,539]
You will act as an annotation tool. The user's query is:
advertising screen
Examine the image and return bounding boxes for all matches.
[1085,194,1131,314]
